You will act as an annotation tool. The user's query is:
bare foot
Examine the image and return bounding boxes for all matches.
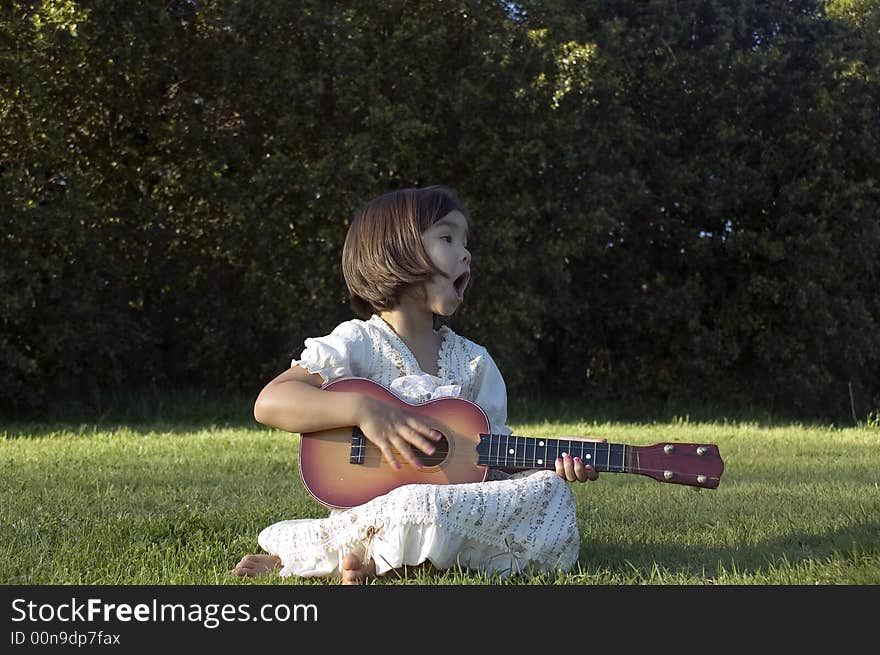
[341,553,376,585]
[232,554,281,577]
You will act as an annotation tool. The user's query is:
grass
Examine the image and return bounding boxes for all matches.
[2,397,878,585]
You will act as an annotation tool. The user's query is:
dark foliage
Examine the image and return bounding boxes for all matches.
[2,0,878,420]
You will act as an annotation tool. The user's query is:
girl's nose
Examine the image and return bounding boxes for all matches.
[462,248,471,263]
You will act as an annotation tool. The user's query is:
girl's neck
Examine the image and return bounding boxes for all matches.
[378,305,435,344]
[378,306,444,376]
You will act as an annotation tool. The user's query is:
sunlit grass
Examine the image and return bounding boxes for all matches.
[2,402,878,585]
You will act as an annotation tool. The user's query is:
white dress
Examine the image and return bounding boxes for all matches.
[257,315,580,578]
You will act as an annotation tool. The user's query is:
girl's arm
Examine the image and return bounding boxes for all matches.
[253,366,441,470]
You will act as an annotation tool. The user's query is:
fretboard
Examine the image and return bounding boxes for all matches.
[477,434,630,473]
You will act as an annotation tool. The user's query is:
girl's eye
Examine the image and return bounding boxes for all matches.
[441,235,452,243]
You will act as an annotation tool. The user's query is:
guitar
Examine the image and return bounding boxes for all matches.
[299,377,725,509]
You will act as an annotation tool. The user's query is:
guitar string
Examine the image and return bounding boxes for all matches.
[347,452,720,478]
[348,435,719,476]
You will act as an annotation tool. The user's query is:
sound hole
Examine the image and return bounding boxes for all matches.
[415,433,449,468]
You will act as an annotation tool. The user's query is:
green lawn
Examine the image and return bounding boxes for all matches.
[2,400,878,585]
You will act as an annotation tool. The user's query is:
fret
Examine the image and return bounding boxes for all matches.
[599,442,608,472]
[607,443,625,473]
[504,433,510,467]
[599,442,612,471]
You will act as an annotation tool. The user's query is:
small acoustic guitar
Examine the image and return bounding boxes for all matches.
[299,377,725,509]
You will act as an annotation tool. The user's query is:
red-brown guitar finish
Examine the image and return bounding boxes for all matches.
[299,377,725,509]
[299,377,490,509]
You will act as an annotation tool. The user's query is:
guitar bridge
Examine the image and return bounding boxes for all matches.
[349,428,366,465]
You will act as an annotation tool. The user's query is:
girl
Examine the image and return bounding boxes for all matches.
[233,186,599,584]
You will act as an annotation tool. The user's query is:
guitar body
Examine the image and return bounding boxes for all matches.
[299,377,490,509]
[299,377,725,509]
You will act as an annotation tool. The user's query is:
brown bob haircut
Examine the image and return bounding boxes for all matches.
[342,185,468,318]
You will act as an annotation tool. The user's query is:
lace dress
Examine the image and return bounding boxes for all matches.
[256,315,580,578]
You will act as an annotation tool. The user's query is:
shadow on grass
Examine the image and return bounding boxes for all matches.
[2,390,260,437]
[510,395,852,429]
[4,390,859,439]
[580,521,880,579]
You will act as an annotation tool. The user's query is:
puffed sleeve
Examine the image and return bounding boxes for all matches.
[472,347,513,436]
[291,320,368,383]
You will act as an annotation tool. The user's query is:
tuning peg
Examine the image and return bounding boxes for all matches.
[696,446,708,455]
[664,444,674,454]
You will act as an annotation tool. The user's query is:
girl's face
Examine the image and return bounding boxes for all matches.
[418,210,471,317]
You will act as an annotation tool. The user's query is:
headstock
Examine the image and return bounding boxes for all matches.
[633,442,724,489]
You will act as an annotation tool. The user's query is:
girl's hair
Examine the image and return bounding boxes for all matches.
[342,185,468,318]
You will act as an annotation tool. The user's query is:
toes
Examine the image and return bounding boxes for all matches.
[232,555,279,577]
[232,565,252,577]
[340,553,375,585]
[232,557,252,576]
[341,553,362,571]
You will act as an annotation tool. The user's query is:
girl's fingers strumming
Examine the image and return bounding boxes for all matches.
[405,416,440,440]
[409,436,437,458]
[389,434,423,470]
[375,441,401,471]
[403,418,440,455]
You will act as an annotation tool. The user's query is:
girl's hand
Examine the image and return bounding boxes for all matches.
[554,438,606,483]
[356,396,442,471]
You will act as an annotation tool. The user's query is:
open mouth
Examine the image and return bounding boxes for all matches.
[452,271,470,300]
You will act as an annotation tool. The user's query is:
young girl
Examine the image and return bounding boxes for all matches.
[233,186,599,584]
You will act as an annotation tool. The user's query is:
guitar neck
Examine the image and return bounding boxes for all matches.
[477,433,630,473]
[476,433,723,489]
